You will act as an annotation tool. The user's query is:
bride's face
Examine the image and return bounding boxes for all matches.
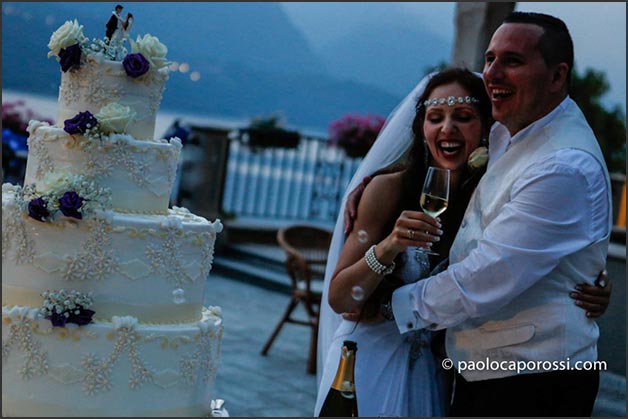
[422,82,483,173]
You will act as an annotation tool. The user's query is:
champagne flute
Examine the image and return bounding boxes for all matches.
[418,167,450,256]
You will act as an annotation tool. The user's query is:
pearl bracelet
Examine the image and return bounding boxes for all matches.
[365,245,396,275]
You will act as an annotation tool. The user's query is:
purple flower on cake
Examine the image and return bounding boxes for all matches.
[47,306,94,327]
[123,53,150,78]
[63,111,97,135]
[58,43,82,72]
[67,308,95,326]
[58,191,85,219]
[41,289,95,328]
[28,197,50,222]
[48,311,69,328]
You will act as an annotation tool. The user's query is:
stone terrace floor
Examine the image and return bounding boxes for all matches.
[205,271,625,417]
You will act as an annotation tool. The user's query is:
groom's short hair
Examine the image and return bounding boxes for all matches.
[115,5,123,11]
[503,12,574,88]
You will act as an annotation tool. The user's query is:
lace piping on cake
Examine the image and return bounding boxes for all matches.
[83,135,177,198]
[28,125,179,200]
[82,325,153,394]
[145,221,205,287]
[2,190,35,264]
[90,62,123,106]
[60,72,81,105]
[199,232,218,281]
[63,217,118,282]
[179,326,223,386]
[2,312,223,394]
[28,133,55,181]
[148,76,167,116]
[2,317,49,379]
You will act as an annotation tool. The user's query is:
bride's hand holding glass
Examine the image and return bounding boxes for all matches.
[418,167,450,255]
[377,210,443,259]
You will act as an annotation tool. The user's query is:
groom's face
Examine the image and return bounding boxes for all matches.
[483,23,556,136]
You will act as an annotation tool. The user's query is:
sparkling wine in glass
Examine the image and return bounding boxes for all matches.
[418,167,450,256]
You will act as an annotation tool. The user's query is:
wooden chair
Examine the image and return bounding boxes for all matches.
[261,225,332,374]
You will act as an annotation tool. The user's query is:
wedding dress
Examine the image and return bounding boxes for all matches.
[110,17,132,44]
[314,248,451,417]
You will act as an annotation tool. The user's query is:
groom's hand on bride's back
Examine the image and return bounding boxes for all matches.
[344,176,372,236]
[570,270,612,318]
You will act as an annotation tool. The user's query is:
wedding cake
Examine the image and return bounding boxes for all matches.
[2,19,225,417]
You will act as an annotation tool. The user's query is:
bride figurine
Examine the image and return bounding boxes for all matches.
[107,13,133,60]
[110,13,133,44]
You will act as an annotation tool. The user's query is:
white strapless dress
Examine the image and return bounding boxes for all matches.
[314,248,451,417]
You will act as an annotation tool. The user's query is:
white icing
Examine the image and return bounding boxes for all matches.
[2,190,221,324]
[2,307,222,417]
[24,122,181,214]
[57,56,169,140]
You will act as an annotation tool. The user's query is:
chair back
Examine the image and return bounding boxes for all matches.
[276,225,332,297]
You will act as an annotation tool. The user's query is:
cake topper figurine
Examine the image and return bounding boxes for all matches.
[105,4,134,60]
[105,4,124,44]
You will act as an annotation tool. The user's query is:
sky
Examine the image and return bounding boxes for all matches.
[282,2,626,111]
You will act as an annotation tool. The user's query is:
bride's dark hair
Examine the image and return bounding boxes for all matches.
[123,13,133,30]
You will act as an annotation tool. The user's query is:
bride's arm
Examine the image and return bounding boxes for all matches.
[328,173,440,315]
[328,175,396,314]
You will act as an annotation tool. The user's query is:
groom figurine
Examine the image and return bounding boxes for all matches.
[105,4,124,43]
[386,12,611,416]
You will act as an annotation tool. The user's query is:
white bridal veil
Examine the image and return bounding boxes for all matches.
[316,73,434,384]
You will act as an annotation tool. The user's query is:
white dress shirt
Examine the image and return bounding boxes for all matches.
[392,96,611,332]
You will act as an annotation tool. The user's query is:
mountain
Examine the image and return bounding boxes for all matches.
[280,2,453,97]
[317,23,451,98]
[1,2,402,133]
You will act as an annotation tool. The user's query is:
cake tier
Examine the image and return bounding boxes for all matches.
[24,120,181,214]
[57,55,169,140]
[2,306,223,417]
[2,186,223,324]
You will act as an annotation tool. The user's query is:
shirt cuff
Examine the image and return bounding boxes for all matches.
[392,283,429,333]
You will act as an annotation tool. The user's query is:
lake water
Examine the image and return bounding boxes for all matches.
[2,89,250,139]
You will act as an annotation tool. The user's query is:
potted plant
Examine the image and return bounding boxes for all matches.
[328,113,385,158]
[243,113,300,150]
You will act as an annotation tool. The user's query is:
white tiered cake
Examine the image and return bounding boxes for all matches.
[2,19,224,417]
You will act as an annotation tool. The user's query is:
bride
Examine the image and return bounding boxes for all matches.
[110,12,133,45]
[316,68,492,417]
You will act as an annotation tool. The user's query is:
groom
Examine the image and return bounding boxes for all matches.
[105,4,124,43]
[378,12,612,416]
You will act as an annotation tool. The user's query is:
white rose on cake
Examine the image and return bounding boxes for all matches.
[130,34,169,70]
[95,103,137,134]
[47,19,86,58]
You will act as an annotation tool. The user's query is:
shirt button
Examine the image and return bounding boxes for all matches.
[461,220,467,228]
[406,322,413,330]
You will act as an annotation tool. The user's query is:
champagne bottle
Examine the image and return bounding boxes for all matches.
[319,340,358,417]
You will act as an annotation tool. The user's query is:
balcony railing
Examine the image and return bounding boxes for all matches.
[220,133,362,224]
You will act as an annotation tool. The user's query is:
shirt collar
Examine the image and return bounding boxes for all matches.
[504,96,572,146]
[487,96,571,166]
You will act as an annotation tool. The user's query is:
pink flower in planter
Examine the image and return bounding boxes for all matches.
[328,113,385,157]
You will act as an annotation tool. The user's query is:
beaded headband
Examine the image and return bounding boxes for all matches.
[423,95,480,107]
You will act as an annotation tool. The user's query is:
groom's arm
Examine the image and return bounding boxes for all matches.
[392,150,610,333]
